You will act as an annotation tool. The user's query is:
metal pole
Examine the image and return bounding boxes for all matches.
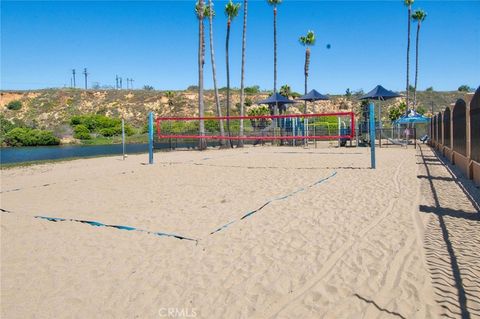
[338,117,341,147]
[369,102,376,169]
[293,117,296,146]
[379,104,382,148]
[148,112,154,164]
[122,119,126,160]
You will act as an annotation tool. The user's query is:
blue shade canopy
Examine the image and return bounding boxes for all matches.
[359,85,402,100]
[256,92,297,105]
[394,109,431,124]
[297,89,329,101]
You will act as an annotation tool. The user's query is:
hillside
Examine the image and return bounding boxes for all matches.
[0,88,472,133]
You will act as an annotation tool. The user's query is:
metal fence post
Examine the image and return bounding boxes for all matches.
[369,102,376,169]
[148,112,154,164]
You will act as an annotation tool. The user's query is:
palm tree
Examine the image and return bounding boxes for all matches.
[267,0,282,117]
[206,1,227,147]
[404,0,414,114]
[299,30,315,114]
[412,9,427,109]
[225,0,241,147]
[279,84,291,98]
[196,1,207,149]
[238,0,248,147]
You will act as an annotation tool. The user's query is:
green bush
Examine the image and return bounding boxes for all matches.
[4,128,60,146]
[73,125,91,140]
[70,115,83,126]
[6,100,22,111]
[205,119,220,132]
[99,127,119,137]
[99,124,134,137]
[70,115,130,137]
[458,85,472,92]
[247,105,270,116]
[244,85,260,94]
[0,116,15,135]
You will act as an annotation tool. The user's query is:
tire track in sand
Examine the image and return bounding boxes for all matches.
[362,156,430,318]
[257,157,407,319]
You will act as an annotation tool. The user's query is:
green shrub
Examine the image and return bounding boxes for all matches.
[4,128,60,146]
[99,127,119,137]
[73,125,91,140]
[0,116,15,135]
[458,85,472,92]
[205,119,220,132]
[99,124,133,137]
[244,85,260,94]
[247,105,270,116]
[70,114,123,132]
[6,100,22,111]
[70,115,83,126]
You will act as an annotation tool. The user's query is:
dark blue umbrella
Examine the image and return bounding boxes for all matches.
[359,85,402,100]
[297,89,329,101]
[257,92,297,105]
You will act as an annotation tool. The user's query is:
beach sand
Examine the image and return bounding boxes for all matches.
[1,144,478,318]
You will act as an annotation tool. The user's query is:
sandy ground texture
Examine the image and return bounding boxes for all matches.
[1,144,478,318]
[417,145,480,318]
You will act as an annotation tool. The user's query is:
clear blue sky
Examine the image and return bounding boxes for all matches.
[1,0,479,94]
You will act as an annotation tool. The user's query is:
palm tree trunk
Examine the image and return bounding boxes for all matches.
[198,0,206,150]
[273,6,278,117]
[405,4,411,115]
[226,20,232,147]
[238,0,248,147]
[208,0,226,147]
[413,21,420,109]
[304,47,310,114]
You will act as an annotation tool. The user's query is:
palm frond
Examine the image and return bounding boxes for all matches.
[267,0,282,5]
[412,9,427,22]
[195,1,208,19]
[299,30,315,46]
[225,0,241,19]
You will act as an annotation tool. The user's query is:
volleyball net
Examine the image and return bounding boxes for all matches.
[155,112,355,143]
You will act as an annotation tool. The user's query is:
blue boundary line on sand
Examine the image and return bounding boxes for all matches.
[2,170,337,242]
[33,216,198,242]
[210,171,338,235]
[0,210,197,242]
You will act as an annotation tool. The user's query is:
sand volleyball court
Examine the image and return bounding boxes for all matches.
[1,145,479,318]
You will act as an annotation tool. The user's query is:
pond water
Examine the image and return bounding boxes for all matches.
[1,143,149,164]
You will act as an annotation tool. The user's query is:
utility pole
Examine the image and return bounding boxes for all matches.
[83,68,88,90]
[126,78,130,89]
[72,69,76,88]
[115,75,119,90]
[119,77,123,89]
[130,78,134,89]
